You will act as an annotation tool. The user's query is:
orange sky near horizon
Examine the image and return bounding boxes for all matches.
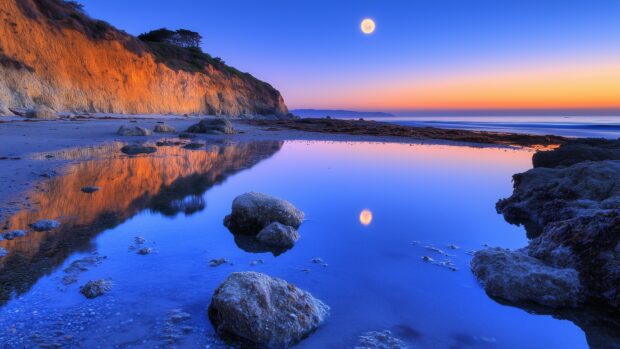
[290,58,620,111]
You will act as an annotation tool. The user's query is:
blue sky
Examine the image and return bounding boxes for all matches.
[80,0,620,111]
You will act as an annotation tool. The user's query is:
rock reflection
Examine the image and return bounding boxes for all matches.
[0,141,283,304]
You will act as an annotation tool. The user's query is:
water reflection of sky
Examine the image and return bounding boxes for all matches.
[0,140,592,348]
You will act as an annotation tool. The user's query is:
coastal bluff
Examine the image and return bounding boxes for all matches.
[0,0,288,117]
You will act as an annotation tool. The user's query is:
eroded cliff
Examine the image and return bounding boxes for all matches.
[0,0,288,117]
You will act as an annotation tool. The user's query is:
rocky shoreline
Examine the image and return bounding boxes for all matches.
[472,138,620,313]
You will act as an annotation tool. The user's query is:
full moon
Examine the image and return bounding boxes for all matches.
[359,209,373,226]
[360,18,376,34]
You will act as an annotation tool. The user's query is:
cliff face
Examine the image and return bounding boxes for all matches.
[0,0,288,117]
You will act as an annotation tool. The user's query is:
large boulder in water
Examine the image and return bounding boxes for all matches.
[208,271,329,348]
[224,192,304,235]
[471,247,584,308]
[186,117,235,134]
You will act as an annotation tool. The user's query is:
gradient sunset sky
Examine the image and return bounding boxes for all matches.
[80,0,620,112]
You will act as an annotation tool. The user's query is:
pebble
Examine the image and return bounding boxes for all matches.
[209,258,228,267]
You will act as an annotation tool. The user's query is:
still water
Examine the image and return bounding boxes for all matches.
[0,140,594,348]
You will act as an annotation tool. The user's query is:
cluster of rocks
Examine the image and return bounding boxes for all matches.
[471,138,620,310]
[202,192,334,348]
[116,117,235,138]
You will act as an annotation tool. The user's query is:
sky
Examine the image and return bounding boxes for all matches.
[79,0,620,112]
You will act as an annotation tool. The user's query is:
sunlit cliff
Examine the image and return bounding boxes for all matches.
[0,0,288,117]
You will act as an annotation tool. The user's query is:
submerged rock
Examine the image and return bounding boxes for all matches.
[62,253,107,285]
[355,330,407,349]
[154,124,176,133]
[256,222,300,248]
[30,219,60,231]
[121,144,157,155]
[471,247,583,308]
[182,142,204,150]
[80,279,112,299]
[137,247,152,255]
[208,272,329,348]
[209,258,228,267]
[186,117,235,134]
[80,186,101,193]
[224,192,304,235]
[117,125,152,136]
[3,230,26,240]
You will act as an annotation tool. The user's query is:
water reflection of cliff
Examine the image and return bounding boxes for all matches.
[0,141,282,304]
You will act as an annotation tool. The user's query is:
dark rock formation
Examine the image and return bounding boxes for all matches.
[208,272,329,348]
[473,138,620,313]
[533,139,620,168]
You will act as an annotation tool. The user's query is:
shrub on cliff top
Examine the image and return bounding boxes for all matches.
[138,28,203,49]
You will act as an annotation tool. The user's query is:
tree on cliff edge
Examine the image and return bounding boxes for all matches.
[138,28,203,49]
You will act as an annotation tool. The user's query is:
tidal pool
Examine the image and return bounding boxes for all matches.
[0,140,594,348]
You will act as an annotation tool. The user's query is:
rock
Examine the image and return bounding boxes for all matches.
[355,330,407,349]
[3,230,26,240]
[311,258,324,264]
[120,144,157,155]
[30,219,60,231]
[0,247,8,257]
[80,186,101,193]
[533,139,620,168]
[168,309,191,323]
[178,133,196,139]
[117,125,152,136]
[209,258,228,267]
[79,279,112,299]
[137,247,152,255]
[250,259,264,266]
[256,222,300,248]
[471,247,583,308]
[62,253,107,285]
[186,117,235,134]
[182,142,204,150]
[224,192,304,235]
[134,236,146,244]
[497,160,620,237]
[208,272,329,348]
[25,105,57,119]
[153,124,176,133]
